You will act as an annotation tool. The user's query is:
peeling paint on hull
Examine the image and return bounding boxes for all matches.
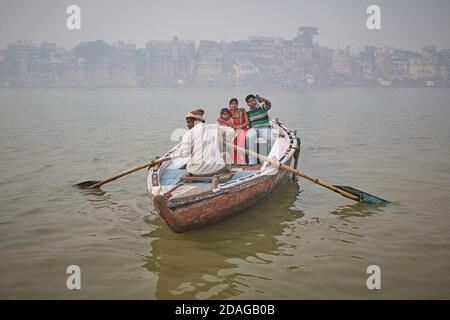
[154,163,291,233]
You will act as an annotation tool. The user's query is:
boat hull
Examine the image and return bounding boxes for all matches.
[149,120,300,233]
[153,159,292,233]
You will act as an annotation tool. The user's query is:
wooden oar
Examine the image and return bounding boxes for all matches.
[226,142,389,204]
[76,156,171,189]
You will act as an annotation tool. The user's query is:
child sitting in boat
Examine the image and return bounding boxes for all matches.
[217,108,233,127]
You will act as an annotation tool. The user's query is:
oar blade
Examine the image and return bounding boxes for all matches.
[333,185,390,204]
[76,181,100,189]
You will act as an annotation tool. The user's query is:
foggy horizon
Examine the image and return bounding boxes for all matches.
[1,0,450,52]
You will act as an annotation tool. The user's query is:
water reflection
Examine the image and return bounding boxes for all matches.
[330,202,388,219]
[142,180,303,299]
[78,186,107,197]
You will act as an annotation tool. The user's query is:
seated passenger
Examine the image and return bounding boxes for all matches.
[228,98,249,165]
[245,94,274,165]
[217,108,233,127]
[171,109,234,176]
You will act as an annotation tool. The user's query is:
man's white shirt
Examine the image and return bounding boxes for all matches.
[172,122,234,175]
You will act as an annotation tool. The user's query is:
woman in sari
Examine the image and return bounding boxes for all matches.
[228,98,249,164]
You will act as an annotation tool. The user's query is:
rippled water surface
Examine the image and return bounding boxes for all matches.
[1,87,449,299]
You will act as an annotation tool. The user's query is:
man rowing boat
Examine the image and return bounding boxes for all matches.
[170,108,234,176]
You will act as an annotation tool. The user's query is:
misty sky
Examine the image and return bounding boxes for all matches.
[1,0,449,52]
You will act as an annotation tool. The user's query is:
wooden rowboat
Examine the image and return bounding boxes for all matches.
[147,119,301,233]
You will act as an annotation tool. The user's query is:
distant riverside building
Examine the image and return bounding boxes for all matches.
[438,49,450,80]
[224,36,281,84]
[390,49,410,79]
[380,47,393,79]
[5,40,32,84]
[56,50,82,86]
[224,40,253,69]
[439,49,450,71]
[196,40,224,84]
[0,27,449,87]
[135,48,146,84]
[407,46,449,85]
[224,40,257,84]
[357,46,377,81]
[421,45,439,79]
[0,49,7,85]
[233,58,258,85]
[332,48,352,78]
[145,36,195,85]
[74,40,112,86]
[408,57,423,80]
[422,46,439,66]
[313,46,334,82]
[277,27,318,83]
[110,41,137,87]
[249,36,283,82]
[248,36,280,62]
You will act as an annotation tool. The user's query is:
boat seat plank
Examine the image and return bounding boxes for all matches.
[160,169,187,186]
[180,171,234,183]
[160,168,258,188]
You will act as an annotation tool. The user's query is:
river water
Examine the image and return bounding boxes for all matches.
[0,87,449,299]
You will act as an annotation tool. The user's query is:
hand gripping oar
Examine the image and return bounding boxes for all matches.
[76,155,171,189]
[226,142,389,204]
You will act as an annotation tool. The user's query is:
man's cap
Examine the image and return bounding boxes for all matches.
[186,108,205,121]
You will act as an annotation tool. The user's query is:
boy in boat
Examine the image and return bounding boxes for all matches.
[245,94,274,165]
[171,108,234,176]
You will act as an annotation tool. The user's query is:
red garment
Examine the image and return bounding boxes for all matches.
[230,109,248,164]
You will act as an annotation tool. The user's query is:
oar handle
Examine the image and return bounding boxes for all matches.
[225,142,360,202]
[89,156,171,189]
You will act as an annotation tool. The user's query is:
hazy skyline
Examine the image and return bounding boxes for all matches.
[1,0,450,52]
